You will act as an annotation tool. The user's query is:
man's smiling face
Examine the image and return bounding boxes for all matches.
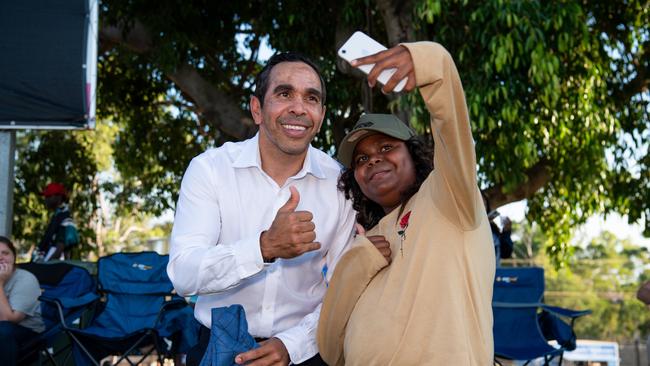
[251,61,326,157]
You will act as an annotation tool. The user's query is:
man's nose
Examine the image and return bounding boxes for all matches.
[289,98,307,115]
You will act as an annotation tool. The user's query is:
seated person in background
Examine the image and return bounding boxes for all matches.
[317,41,495,365]
[34,182,79,262]
[0,235,45,366]
[482,193,514,266]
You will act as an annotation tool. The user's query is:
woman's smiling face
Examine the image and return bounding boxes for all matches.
[353,133,416,213]
[0,242,15,266]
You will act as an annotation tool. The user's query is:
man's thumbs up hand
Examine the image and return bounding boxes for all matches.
[278,186,300,213]
[260,186,320,262]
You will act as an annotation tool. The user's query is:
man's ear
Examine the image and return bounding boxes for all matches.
[250,96,263,126]
[315,105,326,132]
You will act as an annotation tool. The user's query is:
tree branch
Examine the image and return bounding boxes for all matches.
[375,0,415,45]
[118,225,145,243]
[483,159,553,209]
[99,21,256,140]
[99,21,153,53]
[619,43,650,100]
[169,65,256,140]
[373,0,415,123]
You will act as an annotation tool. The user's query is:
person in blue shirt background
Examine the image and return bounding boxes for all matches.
[33,182,79,262]
[482,193,514,266]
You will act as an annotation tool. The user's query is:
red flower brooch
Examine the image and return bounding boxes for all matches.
[397,211,411,256]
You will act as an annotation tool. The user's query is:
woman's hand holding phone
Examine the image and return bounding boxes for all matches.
[337,31,415,93]
[350,46,417,94]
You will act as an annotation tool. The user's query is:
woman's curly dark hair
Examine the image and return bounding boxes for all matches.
[338,136,434,229]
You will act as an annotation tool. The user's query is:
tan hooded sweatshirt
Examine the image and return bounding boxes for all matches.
[317,41,495,366]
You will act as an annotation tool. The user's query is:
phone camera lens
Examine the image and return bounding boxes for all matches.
[342,50,346,54]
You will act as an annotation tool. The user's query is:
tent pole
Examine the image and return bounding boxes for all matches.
[0,130,15,237]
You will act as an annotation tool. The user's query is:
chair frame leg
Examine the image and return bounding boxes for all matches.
[42,337,77,366]
[66,331,100,366]
[69,329,167,366]
[40,346,61,366]
[111,333,154,366]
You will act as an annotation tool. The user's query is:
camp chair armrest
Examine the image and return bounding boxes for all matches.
[40,292,99,309]
[62,292,100,308]
[149,296,192,329]
[40,293,100,327]
[541,304,592,319]
[161,297,189,310]
[492,301,544,309]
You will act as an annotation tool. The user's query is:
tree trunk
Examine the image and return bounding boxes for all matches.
[374,0,416,125]
[100,22,256,140]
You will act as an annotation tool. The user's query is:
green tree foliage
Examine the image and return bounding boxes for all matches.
[413,0,649,263]
[10,1,649,261]
[12,123,174,259]
[13,130,100,258]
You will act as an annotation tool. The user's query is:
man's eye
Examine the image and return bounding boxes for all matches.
[380,145,393,152]
[279,91,290,98]
[307,95,320,103]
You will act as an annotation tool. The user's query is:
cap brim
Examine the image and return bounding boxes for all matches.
[338,127,410,168]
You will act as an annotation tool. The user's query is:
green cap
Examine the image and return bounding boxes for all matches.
[338,113,415,168]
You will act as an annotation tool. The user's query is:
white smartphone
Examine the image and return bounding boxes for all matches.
[337,31,408,93]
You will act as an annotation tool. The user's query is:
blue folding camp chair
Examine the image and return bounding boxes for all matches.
[63,251,199,366]
[18,261,97,365]
[493,267,591,366]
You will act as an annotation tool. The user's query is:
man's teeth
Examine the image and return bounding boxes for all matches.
[283,125,306,131]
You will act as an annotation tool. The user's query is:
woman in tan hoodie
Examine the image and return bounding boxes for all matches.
[317,42,495,365]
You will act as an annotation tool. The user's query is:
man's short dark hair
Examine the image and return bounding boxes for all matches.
[253,52,326,107]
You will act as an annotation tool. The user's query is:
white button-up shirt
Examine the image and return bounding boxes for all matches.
[168,133,356,363]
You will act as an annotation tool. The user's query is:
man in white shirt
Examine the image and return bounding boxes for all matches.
[168,52,356,366]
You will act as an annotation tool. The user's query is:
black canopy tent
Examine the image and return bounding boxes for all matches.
[0,0,97,237]
[0,0,97,129]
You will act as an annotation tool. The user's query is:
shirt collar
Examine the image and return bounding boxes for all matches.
[55,203,69,214]
[232,133,326,180]
[232,133,261,169]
